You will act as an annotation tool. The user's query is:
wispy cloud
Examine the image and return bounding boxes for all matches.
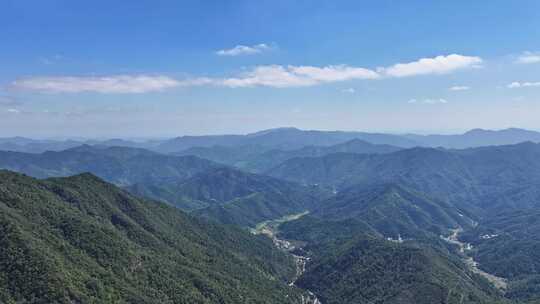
[515,52,540,64]
[449,86,470,91]
[507,81,540,88]
[380,54,482,77]
[12,54,483,92]
[11,75,182,94]
[216,44,272,56]
[215,54,480,88]
[408,98,448,104]
[341,88,356,94]
[6,108,20,114]
[218,65,380,88]
[210,54,480,88]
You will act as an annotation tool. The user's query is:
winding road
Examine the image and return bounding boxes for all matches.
[442,228,508,290]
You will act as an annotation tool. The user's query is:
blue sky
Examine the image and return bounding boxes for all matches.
[1,0,540,138]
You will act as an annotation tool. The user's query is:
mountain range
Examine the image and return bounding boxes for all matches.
[132,167,327,226]
[174,138,402,172]
[0,145,220,186]
[268,142,540,216]
[0,170,306,303]
[0,146,327,227]
[3,129,540,303]
[3,127,540,154]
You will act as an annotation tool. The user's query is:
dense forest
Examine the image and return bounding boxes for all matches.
[0,170,305,303]
[2,133,540,303]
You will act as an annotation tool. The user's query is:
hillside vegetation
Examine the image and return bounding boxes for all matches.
[0,170,304,303]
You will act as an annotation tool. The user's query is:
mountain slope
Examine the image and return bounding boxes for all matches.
[0,170,304,303]
[405,128,540,148]
[158,127,418,152]
[193,191,313,227]
[176,139,402,172]
[460,208,540,302]
[313,183,473,238]
[0,138,158,154]
[0,145,220,186]
[295,234,506,304]
[137,167,328,225]
[268,142,540,215]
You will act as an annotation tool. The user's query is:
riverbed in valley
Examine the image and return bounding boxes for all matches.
[442,228,508,291]
[252,212,321,304]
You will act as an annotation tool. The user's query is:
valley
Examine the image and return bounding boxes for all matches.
[252,212,321,304]
[2,130,540,303]
[442,228,508,291]
[3,2,540,302]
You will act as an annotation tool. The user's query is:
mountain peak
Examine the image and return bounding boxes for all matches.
[248,127,302,137]
[464,128,490,135]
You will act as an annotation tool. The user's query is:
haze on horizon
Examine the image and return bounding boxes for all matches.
[1,1,539,138]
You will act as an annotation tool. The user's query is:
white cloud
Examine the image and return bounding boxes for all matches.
[515,52,540,64]
[12,54,483,92]
[381,54,482,77]
[291,65,380,82]
[449,86,470,91]
[6,108,20,113]
[341,88,356,94]
[215,55,480,88]
[507,81,540,89]
[218,65,380,88]
[216,44,272,56]
[11,75,181,94]
[219,65,318,87]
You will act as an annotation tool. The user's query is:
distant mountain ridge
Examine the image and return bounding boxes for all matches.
[0,145,220,186]
[0,146,328,226]
[268,142,540,216]
[175,138,402,172]
[405,128,540,148]
[0,138,156,154]
[3,127,540,154]
[312,183,474,238]
[158,127,418,152]
[131,167,328,226]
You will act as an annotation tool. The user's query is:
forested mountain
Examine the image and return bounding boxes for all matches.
[5,0,540,302]
[130,167,327,226]
[0,147,327,226]
[193,191,311,227]
[157,127,418,152]
[174,144,268,170]
[265,143,540,302]
[263,180,510,304]
[293,234,506,304]
[312,183,474,238]
[0,145,221,186]
[164,127,540,152]
[0,138,158,154]
[405,128,540,149]
[3,136,540,303]
[268,142,540,215]
[460,208,540,302]
[4,128,540,155]
[0,170,305,303]
[176,139,402,172]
